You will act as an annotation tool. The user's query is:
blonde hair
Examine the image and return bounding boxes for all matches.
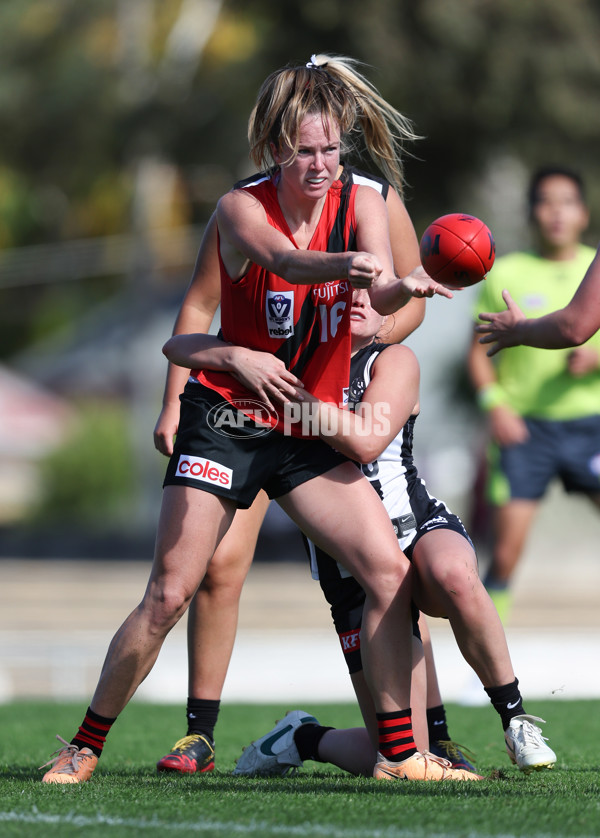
[247,54,419,195]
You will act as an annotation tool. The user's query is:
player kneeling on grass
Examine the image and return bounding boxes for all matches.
[166,288,557,779]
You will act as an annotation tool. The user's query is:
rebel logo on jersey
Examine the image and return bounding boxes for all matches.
[176,455,233,488]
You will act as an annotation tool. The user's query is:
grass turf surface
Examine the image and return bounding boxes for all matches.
[0,700,599,837]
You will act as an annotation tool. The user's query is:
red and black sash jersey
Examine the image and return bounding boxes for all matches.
[195,174,358,437]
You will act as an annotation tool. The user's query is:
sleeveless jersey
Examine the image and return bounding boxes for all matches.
[348,342,431,523]
[195,174,358,437]
[309,341,456,582]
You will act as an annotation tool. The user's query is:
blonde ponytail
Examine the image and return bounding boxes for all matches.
[248,54,419,195]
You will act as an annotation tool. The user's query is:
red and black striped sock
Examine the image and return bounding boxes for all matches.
[376,708,418,763]
[71,706,116,758]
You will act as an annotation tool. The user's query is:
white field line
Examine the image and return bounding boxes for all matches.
[0,811,593,838]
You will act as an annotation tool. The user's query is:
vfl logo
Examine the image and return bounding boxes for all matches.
[176,455,233,488]
[339,628,361,653]
[266,290,294,338]
[207,399,278,438]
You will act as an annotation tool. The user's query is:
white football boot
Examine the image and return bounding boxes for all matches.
[232,710,319,777]
[504,714,557,772]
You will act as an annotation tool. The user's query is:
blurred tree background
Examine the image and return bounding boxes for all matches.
[1,0,599,547]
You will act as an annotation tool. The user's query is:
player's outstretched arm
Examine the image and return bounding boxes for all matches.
[477,245,600,352]
[217,189,359,286]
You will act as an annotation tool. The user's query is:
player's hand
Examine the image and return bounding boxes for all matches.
[566,346,599,377]
[347,253,382,288]
[153,403,180,456]
[229,347,303,409]
[400,265,454,299]
[287,385,318,405]
[489,405,529,447]
[476,290,526,355]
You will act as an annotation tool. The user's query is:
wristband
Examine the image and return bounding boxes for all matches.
[476,383,508,411]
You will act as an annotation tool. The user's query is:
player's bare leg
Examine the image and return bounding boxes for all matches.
[419,614,443,708]
[345,635,427,753]
[90,487,236,719]
[412,529,515,688]
[187,492,270,699]
[42,487,236,783]
[485,499,539,622]
[279,463,415,715]
[490,499,539,585]
[412,527,556,773]
[315,633,429,776]
[156,492,270,774]
[419,612,477,770]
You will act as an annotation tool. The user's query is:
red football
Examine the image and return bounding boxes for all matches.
[419,213,495,288]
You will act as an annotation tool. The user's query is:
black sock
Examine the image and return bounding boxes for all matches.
[186,697,220,739]
[484,678,524,730]
[71,706,116,758]
[294,724,334,762]
[426,704,450,744]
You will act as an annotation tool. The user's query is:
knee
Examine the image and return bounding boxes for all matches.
[143,581,193,633]
[200,557,248,603]
[426,559,482,606]
[362,558,411,605]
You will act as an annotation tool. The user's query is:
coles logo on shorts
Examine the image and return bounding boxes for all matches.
[266,290,294,338]
[339,628,361,654]
[176,455,233,489]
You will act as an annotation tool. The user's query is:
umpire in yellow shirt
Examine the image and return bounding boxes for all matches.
[467,166,600,623]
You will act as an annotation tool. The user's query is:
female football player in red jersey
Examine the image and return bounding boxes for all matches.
[154,165,473,779]
[41,54,470,785]
[152,166,427,779]
[163,288,557,779]
[155,164,464,774]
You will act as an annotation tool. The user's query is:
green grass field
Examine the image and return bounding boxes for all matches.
[1,699,599,838]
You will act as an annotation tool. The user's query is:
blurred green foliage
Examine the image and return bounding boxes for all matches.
[1,0,599,252]
[27,400,136,527]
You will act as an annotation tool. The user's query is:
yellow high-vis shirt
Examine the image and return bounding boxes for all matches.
[474,244,600,419]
